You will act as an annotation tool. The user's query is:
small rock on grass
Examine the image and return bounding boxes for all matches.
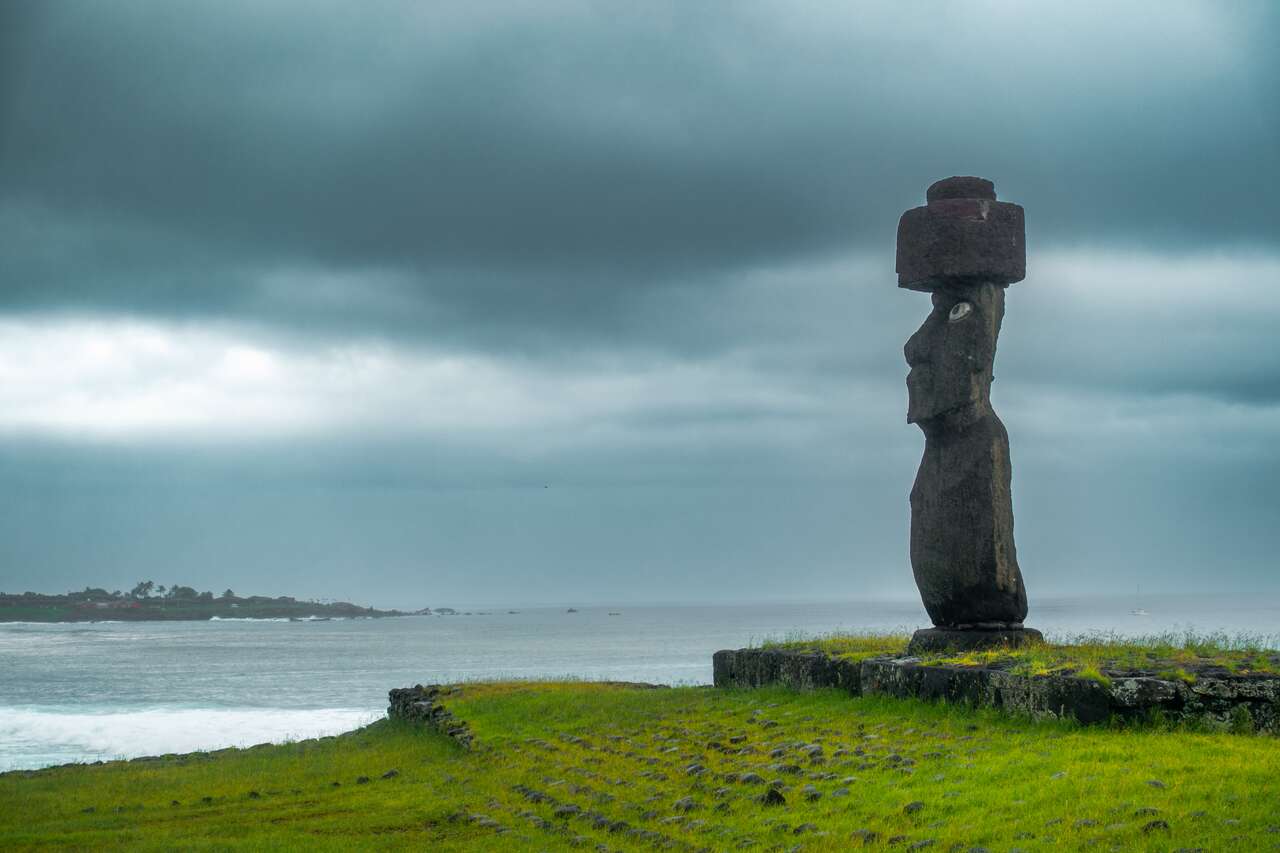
[673,796,699,812]
[904,801,926,814]
[381,769,399,779]
[851,828,880,844]
[908,841,936,850]
[1142,819,1171,833]
[802,785,821,801]
[1147,779,1167,789]
[355,776,370,785]
[739,773,765,784]
[759,788,786,807]
[247,791,261,799]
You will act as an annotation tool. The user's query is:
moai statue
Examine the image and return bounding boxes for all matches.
[896,176,1042,653]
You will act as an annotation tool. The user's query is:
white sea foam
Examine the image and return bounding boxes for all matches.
[0,706,380,772]
[207,616,292,622]
[205,615,349,622]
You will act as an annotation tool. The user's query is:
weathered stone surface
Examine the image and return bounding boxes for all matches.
[897,177,1025,292]
[711,647,1280,731]
[907,627,1042,655]
[712,648,861,694]
[904,281,1028,628]
[899,177,1031,635]
[387,684,474,747]
[926,176,995,203]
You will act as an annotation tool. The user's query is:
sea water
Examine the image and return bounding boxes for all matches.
[2,595,1276,771]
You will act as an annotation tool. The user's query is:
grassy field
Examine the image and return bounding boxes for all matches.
[761,631,1280,683]
[4,682,1280,851]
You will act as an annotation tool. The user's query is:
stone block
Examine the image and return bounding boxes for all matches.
[896,176,1026,291]
[907,627,1043,655]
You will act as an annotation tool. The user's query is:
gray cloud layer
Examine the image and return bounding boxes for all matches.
[1,1,1278,606]
[3,2,1277,328]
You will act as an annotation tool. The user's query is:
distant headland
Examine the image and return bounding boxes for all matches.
[0,581,423,623]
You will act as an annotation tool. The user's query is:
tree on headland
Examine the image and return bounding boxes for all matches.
[130,580,155,599]
[222,589,235,599]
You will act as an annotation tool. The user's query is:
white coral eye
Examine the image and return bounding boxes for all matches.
[948,302,972,322]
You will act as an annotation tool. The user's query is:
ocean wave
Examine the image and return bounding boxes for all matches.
[0,705,381,772]
[207,615,347,622]
[208,616,291,622]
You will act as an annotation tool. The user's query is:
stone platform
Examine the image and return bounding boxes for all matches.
[712,647,1280,732]
[907,627,1043,655]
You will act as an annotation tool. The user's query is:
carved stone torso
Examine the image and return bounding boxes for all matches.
[910,408,1026,627]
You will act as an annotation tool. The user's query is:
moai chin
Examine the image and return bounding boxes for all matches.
[897,176,1042,654]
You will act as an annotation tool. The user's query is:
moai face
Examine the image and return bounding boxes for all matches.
[904,282,1004,425]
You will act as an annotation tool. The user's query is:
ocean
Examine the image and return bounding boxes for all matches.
[2,595,1276,771]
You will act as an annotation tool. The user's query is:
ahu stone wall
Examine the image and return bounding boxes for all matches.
[387,684,474,747]
[713,649,1280,733]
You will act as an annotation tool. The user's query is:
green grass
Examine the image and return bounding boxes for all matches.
[760,630,1280,683]
[759,631,911,662]
[5,682,1280,850]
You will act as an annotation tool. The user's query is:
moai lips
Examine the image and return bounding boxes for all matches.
[896,176,1026,292]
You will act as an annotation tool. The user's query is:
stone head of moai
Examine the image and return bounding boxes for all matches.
[899,176,1024,430]
[896,176,1040,653]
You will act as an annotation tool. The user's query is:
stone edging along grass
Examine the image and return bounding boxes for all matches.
[710,647,1280,732]
[387,684,475,747]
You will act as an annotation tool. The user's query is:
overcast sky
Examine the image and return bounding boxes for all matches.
[1,1,1277,607]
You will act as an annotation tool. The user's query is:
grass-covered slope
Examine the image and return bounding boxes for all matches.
[4,682,1279,851]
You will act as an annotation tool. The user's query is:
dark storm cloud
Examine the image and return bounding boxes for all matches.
[2,0,1278,338]
[3,1,1280,605]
